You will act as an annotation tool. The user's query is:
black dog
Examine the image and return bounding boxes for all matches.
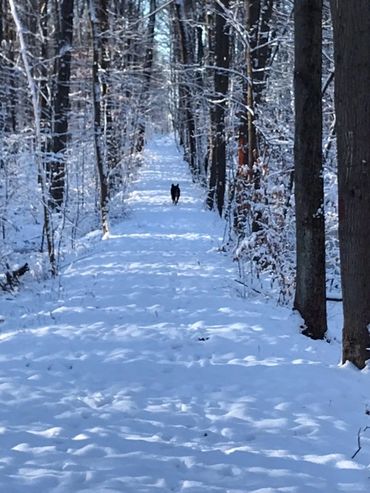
[171,184,180,205]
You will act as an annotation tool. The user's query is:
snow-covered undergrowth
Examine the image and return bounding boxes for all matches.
[0,136,369,492]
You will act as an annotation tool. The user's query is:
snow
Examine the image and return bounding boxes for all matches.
[0,136,369,492]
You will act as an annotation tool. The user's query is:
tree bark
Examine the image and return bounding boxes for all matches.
[0,1,17,133]
[39,0,50,157]
[330,0,370,368]
[235,0,270,233]
[293,0,327,339]
[207,0,230,216]
[89,0,110,237]
[8,0,56,274]
[100,0,121,182]
[135,0,156,153]
[238,0,273,173]
[173,1,197,176]
[49,0,74,208]
[252,0,274,106]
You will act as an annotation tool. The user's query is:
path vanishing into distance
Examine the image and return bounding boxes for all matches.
[0,136,369,492]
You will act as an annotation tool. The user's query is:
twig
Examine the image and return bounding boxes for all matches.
[322,71,334,97]
[234,279,262,294]
[351,426,370,459]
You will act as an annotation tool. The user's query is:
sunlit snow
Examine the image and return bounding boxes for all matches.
[0,136,369,492]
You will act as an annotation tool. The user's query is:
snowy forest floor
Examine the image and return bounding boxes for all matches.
[0,136,369,493]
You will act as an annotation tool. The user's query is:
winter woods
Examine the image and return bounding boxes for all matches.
[1,0,166,268]
[169,0,369,369]
[0,1,369,368]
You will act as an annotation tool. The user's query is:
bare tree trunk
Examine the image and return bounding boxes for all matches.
[205,4,216,208]
[173,1,197,176]
[100,0,120,183]
[0,1,17,133]
[244,0,261,174]
[235,0,269,233]
[89,0,109,237]
[207,0,230,216]
[8,0,56,274]
[238,0,273,173]
[49,0,74,208]
[39,0,50,158]
[135,0,156,153]
[293,0,327,339]
[330,0,370,368]
[252,0,274,106]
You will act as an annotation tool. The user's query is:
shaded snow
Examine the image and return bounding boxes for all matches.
[0,136,369,492]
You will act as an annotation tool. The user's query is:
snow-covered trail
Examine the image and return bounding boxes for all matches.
[0,136,369,493]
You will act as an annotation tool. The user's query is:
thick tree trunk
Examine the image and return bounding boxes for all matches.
[330,0,370,368]
[49,0,74,208]
[293,0,327,339]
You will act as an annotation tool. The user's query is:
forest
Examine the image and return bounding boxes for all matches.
[0,1,370,490]
[1,0,368,366]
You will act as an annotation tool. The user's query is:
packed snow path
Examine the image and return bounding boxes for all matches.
[0,136,369,492]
